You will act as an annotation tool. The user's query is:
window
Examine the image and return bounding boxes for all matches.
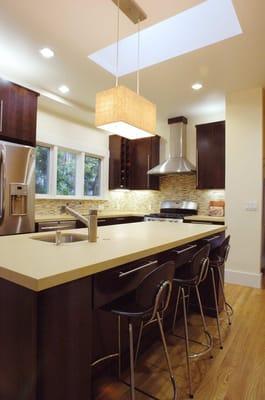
[35,143,104,198]
[84,155,101,196]
[35,145,50,194]
[57,149,77,196]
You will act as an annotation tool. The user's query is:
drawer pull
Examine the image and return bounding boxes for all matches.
[172,244,197,255]
[98,219,107,222]
[205,235,220,242]
[118,260,158,278]
[117,217,126,221]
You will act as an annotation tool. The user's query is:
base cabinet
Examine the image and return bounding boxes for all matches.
[0,231,225,400]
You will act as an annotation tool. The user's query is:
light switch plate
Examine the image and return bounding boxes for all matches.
[245,201,258,211]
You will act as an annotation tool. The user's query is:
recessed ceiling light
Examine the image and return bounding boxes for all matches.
[192,82,203,91]
[58,85,70,94]
[39,48,54,58]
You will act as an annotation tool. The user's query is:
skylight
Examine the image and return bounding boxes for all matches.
[88,0,242,77]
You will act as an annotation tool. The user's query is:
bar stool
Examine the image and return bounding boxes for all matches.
[208,235,233,349]
[92,261,178,400]
[171,244,213,399]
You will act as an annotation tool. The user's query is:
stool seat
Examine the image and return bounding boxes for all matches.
[173,263,200,286]
[103,293,154,319]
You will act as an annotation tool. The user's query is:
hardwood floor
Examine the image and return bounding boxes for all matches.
[94,284,265,400]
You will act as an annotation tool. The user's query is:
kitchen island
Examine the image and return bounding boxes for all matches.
[0,222,226,400]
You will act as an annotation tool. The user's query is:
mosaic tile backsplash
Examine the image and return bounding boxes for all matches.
[35,175,225,216]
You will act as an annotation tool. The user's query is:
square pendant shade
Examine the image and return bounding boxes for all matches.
[95,85,156,140]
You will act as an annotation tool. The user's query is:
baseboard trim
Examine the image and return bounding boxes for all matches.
[225,269,263,289]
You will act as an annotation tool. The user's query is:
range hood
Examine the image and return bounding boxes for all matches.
[148,116,196,175]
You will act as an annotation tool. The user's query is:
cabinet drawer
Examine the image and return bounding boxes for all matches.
[93,256,158,309]
[202,232,225,250]
[170,242,199,268]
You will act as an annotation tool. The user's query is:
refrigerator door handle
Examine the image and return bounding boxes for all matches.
[0,149,6,223]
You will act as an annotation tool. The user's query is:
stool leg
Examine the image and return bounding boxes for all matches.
[118,315,121,378]
[157,312,178,400]
[172,286,181,334]
[134,320,144,366]
[128,322,136,400]
[195,286,213,354]
[181,287,193,399]
[210,268,223,349]
[217,267,232,326]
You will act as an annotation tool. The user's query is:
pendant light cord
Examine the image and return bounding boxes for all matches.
[115,0,120,87]
[137,19,140,95]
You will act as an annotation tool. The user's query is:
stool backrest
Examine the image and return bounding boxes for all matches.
[216,235,231,262]
[189,244,211,285]
[135,261,175,320]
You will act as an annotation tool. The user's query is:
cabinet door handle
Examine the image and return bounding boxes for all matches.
[196,149,199,188]
[0,100,3,133]
[205,235,220,242]
[118,260,158,278]
[172,244,197,255]
[0,149,6,224]
[147,154,150,188]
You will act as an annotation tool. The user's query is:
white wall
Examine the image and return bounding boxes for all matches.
[225,88,264,288]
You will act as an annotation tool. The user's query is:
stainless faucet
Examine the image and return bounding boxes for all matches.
[61,205,89,226]
[61,205,98,242]
[55,230,62,246]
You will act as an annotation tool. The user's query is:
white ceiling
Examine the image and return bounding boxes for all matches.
[0,0,265,125]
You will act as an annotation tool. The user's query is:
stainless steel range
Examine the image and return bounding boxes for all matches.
[144,200,198,223]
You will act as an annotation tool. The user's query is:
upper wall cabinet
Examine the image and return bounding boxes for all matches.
[0,80,39,147]
[196,121,225,189]
[109,135,160,190]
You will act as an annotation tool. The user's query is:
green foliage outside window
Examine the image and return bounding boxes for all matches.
[36,145,50,194]
[57,150,77,195]
[84,155,101,196]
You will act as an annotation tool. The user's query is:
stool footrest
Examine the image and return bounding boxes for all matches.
[171,333,213,359]
[91,352,119,367]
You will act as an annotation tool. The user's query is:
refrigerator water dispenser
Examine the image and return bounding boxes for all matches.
[10,183,28,216]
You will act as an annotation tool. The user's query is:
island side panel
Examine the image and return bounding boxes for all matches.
[0,278,37,400]
[37,276,93,400]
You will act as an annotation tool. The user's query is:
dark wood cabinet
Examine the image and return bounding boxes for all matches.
[109,135,131,190]
[196,121,225,189]
[109,135,160,190]
[0,80,39,147]
[130,136,160,190]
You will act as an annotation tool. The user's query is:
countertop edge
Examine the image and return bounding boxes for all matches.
[4,225,226,292]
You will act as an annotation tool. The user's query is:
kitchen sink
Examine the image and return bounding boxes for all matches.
[31,233,88,243]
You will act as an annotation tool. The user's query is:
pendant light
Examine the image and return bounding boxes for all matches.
[95,0,157,140]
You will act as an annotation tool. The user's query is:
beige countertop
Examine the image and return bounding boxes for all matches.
[35,211,146,223]
[0,222,225,292]
[184,215,225,223]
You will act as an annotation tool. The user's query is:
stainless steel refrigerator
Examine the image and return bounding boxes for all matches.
[0,140,35,235]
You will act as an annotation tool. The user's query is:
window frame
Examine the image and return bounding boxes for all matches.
[35,142,106,200]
